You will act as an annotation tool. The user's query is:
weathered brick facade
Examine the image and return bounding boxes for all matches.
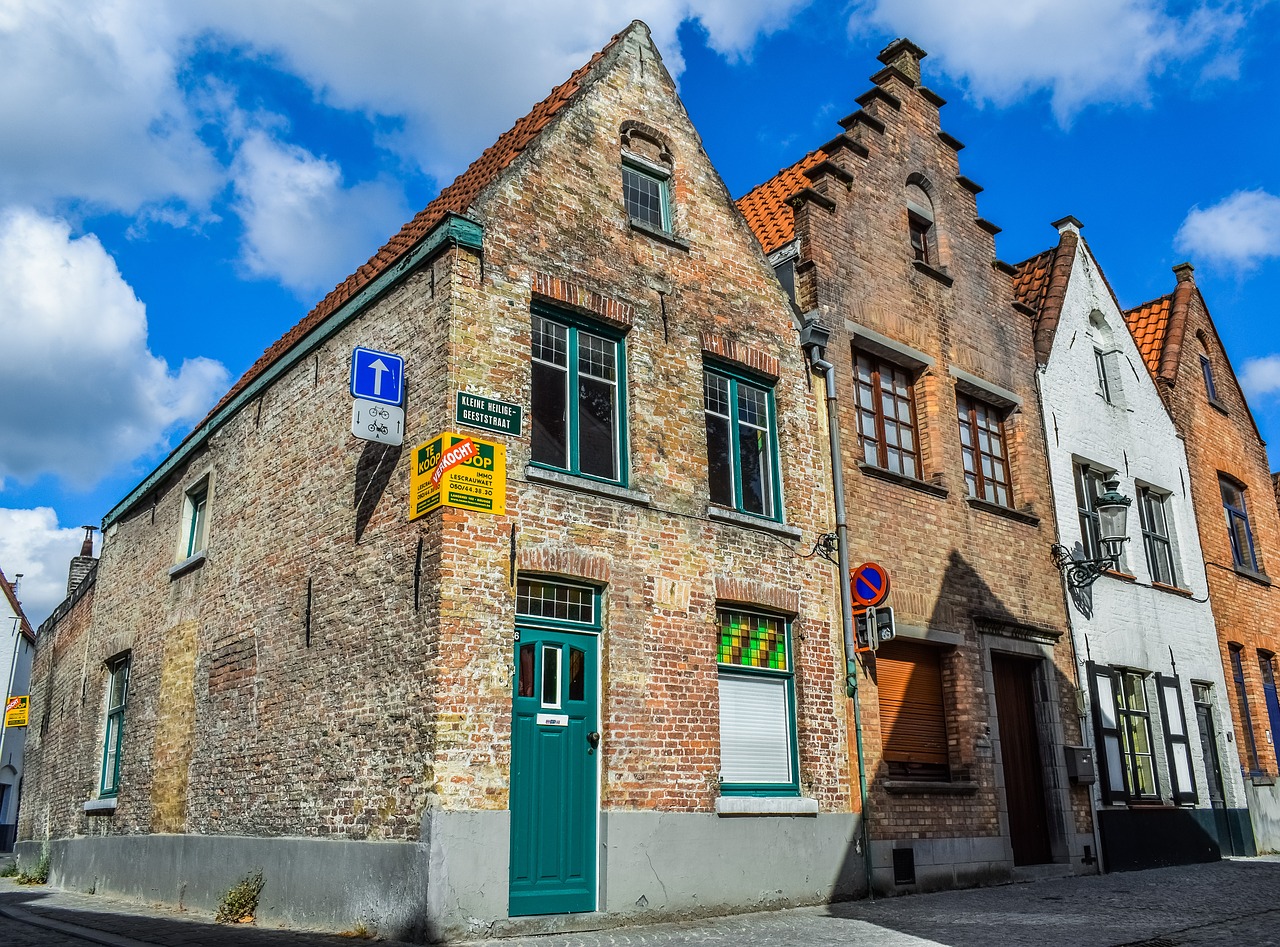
[738,41,1093,889]
[1126,264,1280,850]
[18,22,850,938]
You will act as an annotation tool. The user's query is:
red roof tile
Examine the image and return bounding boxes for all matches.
[205,24,634,421]
[1011,248,1056,314]
[735,150,828,256]
[1124,294,1174,376]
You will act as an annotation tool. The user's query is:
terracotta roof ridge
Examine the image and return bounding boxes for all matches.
[736,148,829,204]
[1161,276,1196,383]
[1031,230,1078,364]
[1125,290,1175,316]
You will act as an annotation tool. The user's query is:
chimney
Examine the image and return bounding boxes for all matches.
[877,38,927,86]
[67,525,98,595]
[1173,262,1195,284]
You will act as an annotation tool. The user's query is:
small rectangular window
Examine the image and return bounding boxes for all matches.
[516,577,596,625]
[717,610,797,794]
[182,479,209,560]
[530,310,625,485]
[1138,487,1178,586]
[1074,464,1107,561]
[100,654,130,796]
[1200,355,1219,403]
[908,213,931,264]
[623,161,669,232]
[957,393,1011,507]
[1094,348,1113,404]
[1220,477,1260,573]
[854,350,921,479]
[704,368,780,519]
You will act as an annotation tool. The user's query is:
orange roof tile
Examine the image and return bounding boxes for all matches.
[735,149,828,256]
[1011,248,1056,314]
[205,25,634,421]
[1124,293,1173,376]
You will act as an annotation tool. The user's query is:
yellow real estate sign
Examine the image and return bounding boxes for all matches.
[409,432,507,520]
[4,695,28,728]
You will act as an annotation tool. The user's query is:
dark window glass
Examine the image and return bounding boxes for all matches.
[908,213,931,263]
[1139,487,1178,586]
[854,350,920,478]
[531,315,568,467]
[623,164,667,230]
[1220,477,1260,572]
[1201,355,1219,402]
[541,644,560,707]
[516,578,595,624]
[1095,348,1112,404]
[703,369,777,518]
[569,648,585,702]
[957,393,1011,507]
[1074,465,1106,560]
[517,644,535,698]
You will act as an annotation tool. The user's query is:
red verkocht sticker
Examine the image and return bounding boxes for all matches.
[430,438,478,486]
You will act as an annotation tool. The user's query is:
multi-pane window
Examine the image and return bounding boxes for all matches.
[622,161,669,232]
[516,577,595,625]
[100,654,130,796]
[854,351,920,478]
[1092,666,1159,803]
[183,479,209,560]
[1094,348,1113,403]
[1138,487,1178,586]
[1230,644,1262,775]
[531,310,624,484]
[704,369,778,519]
[957,394,1011,506]
[1220,477,1260,572]
[716,610,798,795]
[1074,464,1108,560]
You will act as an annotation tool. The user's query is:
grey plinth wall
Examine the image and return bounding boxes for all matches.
[1246,781,1280,854]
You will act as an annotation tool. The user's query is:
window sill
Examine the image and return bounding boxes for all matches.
[1208,397,1230,416]
[84,798,117,814]
[965,496,1040,526]
[525,466,652,507]
[629,218,690,251]
[1251,774,1276,787]
[168,550,207,579]
[856,462,948,498]
[1150,581,1194,598]
[707,505,802,540]
[715,795,818,817]
[1102,568,1137,583]
[1233,564,1272,587]
[883,780,979,796]
[912,259,953,287]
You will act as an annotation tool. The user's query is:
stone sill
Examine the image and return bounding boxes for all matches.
[707,505,802,541]
[912,259,954,287]
[883,780,979,796]
[1233,565,1272,587]
[965,496,1040,526]
[629,218,690,251]
[1251,774,1276,787]
[1208,397,1230,416]
[83,798,117,815]
[1102,569,1137,583]
[715,795,818,816]
[168,550,207,580]
[857,462,948,498]
[1151,581,1194,598]
[525,466,652,507]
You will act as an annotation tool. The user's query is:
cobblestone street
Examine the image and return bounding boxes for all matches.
[3,857,1279,947]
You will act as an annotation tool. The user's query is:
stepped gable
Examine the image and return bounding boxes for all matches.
[1125,293,1174,376]
[203,23,636,422]
[735,149,828,256]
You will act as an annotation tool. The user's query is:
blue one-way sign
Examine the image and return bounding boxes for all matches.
[350,347,404,406]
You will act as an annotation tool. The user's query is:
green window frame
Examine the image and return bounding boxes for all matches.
[183,479,209,560]
[716,609,799,796]
[622,157,670,232]
[100,654,130,796]
[530,304,627,486]
[703,366,782,521]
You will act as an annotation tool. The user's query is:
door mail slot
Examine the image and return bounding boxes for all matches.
[536,713,568,727]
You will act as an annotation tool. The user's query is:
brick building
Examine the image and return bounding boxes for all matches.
[18,22,856,938]
[737,41,1094,891]
[1125,263,1280,851]
[1014,220,1251,870]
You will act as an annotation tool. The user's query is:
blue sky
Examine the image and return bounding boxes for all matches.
[2,0,1278,625]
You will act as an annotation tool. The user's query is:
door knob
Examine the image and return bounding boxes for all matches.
[587,731,601,749]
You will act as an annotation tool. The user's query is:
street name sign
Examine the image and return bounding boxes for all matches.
[351,399,404,446]
[350,347,404,406]
[455,392,522,436]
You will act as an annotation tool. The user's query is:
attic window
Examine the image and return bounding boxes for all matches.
[620,121,674,236]
[906,182,936,265]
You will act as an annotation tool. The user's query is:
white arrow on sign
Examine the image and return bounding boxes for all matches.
[368,358,389,397]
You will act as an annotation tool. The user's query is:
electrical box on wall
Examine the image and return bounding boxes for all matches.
[1064,745,1096,785]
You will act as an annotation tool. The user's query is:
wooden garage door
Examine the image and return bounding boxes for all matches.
[876,640,949,773]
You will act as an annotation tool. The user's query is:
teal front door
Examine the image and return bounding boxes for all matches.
[509,626,598,916]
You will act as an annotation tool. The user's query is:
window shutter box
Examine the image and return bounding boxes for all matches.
[876,641,949,767]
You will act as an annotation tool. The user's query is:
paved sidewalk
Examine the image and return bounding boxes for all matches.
[2,857,1279,946]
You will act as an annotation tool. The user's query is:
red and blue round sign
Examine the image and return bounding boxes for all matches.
[850,562,891,607]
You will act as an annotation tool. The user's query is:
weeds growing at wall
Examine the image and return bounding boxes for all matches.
[215,870,265,924]
[15,852,50,885]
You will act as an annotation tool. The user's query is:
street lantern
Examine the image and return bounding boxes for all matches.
[1052,478,1132,589]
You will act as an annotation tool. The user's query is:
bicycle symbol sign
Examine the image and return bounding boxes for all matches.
[351,398,404,446]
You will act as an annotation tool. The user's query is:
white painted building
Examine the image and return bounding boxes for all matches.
[0,565,34,853]
[1015,217,1250,870]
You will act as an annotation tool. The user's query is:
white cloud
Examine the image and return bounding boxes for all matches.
[1239,355,1280,402]
[0,0,222,215]
[849,0,1245,123]
[0,209,229,488]
[1175,189,1280,271]
[0,508,89,629]
[231,131,412,296]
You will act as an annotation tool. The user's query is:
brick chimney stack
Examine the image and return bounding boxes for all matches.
[877,38,927,85]
[67,525,97,595]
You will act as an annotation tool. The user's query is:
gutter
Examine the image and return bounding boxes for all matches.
[103,214,485,530]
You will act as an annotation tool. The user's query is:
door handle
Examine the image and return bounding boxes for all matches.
[587,731,601,753]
